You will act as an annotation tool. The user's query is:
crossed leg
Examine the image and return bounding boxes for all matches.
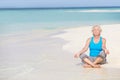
[93,57,103,64]
[83,57,103,68]
[80,52,105,68]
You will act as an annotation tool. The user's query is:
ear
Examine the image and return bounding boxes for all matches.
[92,30,94,33]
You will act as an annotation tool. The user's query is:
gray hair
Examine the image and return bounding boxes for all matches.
[92,25,102,32]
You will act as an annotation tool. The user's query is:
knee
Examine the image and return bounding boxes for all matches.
[80,53,88,60]
[99,51,107,58]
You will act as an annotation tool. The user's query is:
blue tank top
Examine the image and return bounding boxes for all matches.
[89,37,102,57]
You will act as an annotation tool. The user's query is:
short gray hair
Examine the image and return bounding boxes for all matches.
[92,25,102,32]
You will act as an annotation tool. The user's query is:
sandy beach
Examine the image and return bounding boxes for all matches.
[54,24,120,68]
[0,24,120,80]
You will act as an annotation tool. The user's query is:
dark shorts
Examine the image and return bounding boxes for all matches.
[80,51,107,64]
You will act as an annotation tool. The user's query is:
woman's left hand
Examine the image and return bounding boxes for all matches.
[105,49,110,54]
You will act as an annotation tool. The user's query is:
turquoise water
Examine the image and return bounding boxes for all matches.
[0,7,120,34]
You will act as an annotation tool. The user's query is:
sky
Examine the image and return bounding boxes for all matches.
[0,0,120,8]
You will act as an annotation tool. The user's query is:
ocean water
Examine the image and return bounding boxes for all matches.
[0,7,120,34]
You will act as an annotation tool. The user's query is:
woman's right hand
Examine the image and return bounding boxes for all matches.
[74,52,80,58]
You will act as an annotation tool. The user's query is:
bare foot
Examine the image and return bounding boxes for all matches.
[83,64,93,68]
[93,64,101,68]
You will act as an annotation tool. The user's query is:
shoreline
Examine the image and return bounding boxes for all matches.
[0,24,120,80]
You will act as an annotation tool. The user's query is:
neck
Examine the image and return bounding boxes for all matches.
[94,35,100,39]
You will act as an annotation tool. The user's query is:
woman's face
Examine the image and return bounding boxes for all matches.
[92,27,101,36]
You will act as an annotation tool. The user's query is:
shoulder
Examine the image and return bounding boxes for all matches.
[102,37,106,43]
[86,37,92,43]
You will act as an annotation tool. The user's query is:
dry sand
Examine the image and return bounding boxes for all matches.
[53,24,120,68]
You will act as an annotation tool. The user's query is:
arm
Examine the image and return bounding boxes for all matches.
[102,38,109,54]
[74,38,90,58]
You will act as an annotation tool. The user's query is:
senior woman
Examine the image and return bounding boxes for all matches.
[74,25,109,68]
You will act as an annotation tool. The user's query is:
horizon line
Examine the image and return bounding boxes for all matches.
[0,6,120,10]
